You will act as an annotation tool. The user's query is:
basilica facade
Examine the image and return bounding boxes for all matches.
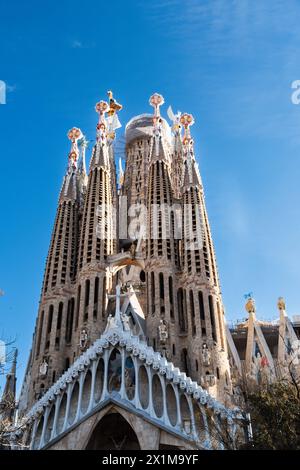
[2,92,299,450]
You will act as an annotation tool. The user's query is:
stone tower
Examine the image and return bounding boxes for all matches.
[20,92,232,417]
[23,128,87,407]
[121,95,231,402]
[75,99,118,348]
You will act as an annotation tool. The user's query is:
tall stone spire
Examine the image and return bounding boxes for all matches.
[146,93,179,360]
[168,106,184,199]
[77,135,89,196]
[76,93,121,348]
[43,127,85,294]
[180,113,202,190]
[178,112,231,401]
[148,93,170,164]
[0,349,17,423]
[25,128,85,408]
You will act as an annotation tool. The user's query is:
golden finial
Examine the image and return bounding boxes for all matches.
[149,93,165,119]
[95,100,109,123]
[67,127,83,163]
[67,127,82,142]
[180,113,194,145]
[180,113,195,129]
[107,90,122,117]
[244,293,255,314]
[277,297,286,311]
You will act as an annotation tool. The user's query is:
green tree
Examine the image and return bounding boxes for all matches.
[244,378,300,450]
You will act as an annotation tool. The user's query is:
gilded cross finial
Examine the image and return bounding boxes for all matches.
[105,91,123,140]
[244,293,255,314]
[107,90,123,116]
[149,93,165,120]
[95,100,109,142]
[67,127,83,165]
[95,100,109,124]
[277,297,286,311]
[180,113,195,145]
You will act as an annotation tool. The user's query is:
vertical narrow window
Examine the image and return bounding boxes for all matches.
[85,279,90,307]
[57,302,63,330]
[177,288,187,333]
[183,289,188,331]
[35,310,44,358]
[181,348,189,375]
[55,302,63,350]
[190,290,196,335]
[159,272,164,299]
[66,298,74,343]
[208,295,217,342]
[64,357,70,371]
[47,305,53,334]
[94,277,99,304]
[198,291,205,320]
[102,277,106,318]
[169,276,174,319]
[75,285,81,329]
[94,277,99,319]
[199,290,206,336]
[151,272,155,315]
[216,301,225,350]
[84,279,90,321]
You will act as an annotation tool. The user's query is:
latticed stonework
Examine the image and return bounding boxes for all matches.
[16,92,248,450]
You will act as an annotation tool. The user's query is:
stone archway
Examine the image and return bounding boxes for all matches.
[85,412,141,450]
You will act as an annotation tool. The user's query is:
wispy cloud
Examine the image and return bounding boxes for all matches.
[145,0,300,54]
[142,0,300,143]
[6,84,16,93]
[70,39,95,49]
[71,40,83,49]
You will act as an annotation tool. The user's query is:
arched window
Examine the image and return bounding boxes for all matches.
[64,357,70,371]
[181,348,189,375]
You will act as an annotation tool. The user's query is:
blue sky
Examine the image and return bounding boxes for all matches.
[1,0,300,394]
